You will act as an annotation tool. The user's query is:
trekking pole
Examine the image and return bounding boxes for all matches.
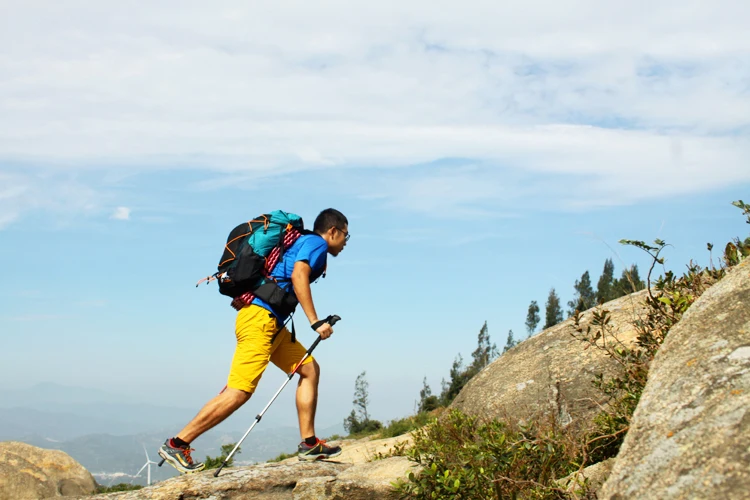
[213,314,341,477]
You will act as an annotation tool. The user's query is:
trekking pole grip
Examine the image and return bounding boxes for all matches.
[307,315,341,353]
[310,314,341,331]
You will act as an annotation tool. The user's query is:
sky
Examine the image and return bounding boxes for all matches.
[1,1,749,434]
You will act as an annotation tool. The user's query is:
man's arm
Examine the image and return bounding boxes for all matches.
[291,260,333,338]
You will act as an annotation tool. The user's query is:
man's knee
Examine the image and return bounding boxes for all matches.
[223,386,252,406]
[298,359,320,380]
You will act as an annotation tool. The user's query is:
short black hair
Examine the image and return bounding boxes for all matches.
[313,208,348,234]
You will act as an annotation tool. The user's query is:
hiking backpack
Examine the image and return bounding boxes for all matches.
[202,210,305,315]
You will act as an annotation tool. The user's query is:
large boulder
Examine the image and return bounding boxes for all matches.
[0,441,97,499]
[600,260,750,499]
[451,290,650,429]
[76,461,350,499]
[73,434,417,499]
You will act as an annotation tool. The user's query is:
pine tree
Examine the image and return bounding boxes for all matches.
[419,376,431,402]
[439,322,500,406]
[525,300,540,336]
[613,264,646,297]
[567,270,596,316]
[418,377,439,413]
[543,288,563,329]
[344,371,382,434]
[343,409,359,434]
[627,264,645,290]
[502,329,518,353]
[470,321,498,373]
[596,258,616,304]
[353,371,370,422]
[440,355,470,406]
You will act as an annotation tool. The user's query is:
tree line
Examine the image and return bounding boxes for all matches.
[344,321,501,434]
[344,257,646,434]
[526,258,645,334]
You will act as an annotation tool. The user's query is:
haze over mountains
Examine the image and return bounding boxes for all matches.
[0,383,343,486]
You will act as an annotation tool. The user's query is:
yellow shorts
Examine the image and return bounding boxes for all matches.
[227,304,314,393]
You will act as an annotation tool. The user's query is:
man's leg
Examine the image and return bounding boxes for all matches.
[269,326,341,460]
[176,387,251,443]
[160,304,275,473]
[296,360,320,440]
[294,358,342,460]
[159,388,251,473]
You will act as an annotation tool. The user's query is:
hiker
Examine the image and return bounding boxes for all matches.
[159,208,350,473]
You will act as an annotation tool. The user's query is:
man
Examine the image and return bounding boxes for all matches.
[159,208,350,473]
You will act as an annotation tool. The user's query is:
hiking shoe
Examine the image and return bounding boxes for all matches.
[158,439,206,474]
[297,439,342,461]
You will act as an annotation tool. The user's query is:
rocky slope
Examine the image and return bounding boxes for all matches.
[72,434,415,500]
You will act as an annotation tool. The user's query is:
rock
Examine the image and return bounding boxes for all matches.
[599,260,750,499]
[336,434,413,463]
[558,458,616,499]
[450,290,651,430]
[70,433,419,500]
[75,461,351,499]
[276,434,417,499]
[67,432,417,499]
[277,434,413,465]
[294,457,417,499]
[0,441,97,499]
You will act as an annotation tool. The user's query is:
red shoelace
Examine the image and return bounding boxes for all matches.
[182,447,196,464]
[171,439,196,464]
[308,438,328,448]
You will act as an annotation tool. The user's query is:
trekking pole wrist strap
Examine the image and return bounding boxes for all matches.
[310,314,341,330]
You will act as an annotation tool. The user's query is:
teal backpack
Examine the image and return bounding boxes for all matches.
[207,211,305,314]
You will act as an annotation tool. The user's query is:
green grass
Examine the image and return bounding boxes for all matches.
[95,483,143,493]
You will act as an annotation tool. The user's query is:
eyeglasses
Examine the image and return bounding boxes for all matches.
[338,228,351,242]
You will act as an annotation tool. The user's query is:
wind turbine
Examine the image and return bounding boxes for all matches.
[133,445,158,486]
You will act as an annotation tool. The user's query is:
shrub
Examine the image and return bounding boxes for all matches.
[380,411,437,439]
[395,410,577,499]
[203,443,240,470]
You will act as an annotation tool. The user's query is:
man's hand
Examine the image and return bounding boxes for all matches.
[314,322,334,339]
[311,317,334,339]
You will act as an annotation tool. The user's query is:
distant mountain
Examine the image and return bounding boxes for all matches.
[0,383,193,440]
[0,382,129,406]
[0,404,194,441]
[0,407,140,441]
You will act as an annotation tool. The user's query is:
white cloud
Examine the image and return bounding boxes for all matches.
[110,206,131,221]
[0,211,18,230]
[0,0,748,222]
[0,170,103,229]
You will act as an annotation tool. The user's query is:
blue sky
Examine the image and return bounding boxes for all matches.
[1,1,749,433]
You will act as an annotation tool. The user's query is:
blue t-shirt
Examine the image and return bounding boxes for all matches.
[253,234,328,320]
